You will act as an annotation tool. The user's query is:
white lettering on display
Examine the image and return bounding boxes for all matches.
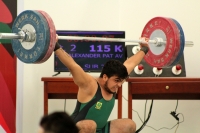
[115,45,122,52]
[90,45,111,52]
[102,54,113,58]
[115,54,123,58]
[85,64,99,69]
[70,53,101,58]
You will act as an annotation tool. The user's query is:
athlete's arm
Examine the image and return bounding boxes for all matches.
[123,38,149,75]
[54,37,95,90]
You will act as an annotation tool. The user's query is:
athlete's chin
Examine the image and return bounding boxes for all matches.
[110,91,116,94]
[115,87,119,91]
[111,88,118,93]
[113,90,117,93]
[108,89,116,94]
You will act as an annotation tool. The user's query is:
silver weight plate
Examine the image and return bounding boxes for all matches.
[11,10,50,63]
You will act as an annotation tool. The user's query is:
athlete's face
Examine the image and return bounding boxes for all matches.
[103,74,125,94]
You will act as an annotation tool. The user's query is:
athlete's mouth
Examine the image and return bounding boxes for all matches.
[114,86,118,90]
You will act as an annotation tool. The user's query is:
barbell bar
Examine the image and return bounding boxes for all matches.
[0,33,194,47]
[0,10,194,67]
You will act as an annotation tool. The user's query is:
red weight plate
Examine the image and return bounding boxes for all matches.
[166,18,181,67]
[141,17,179,68]
[167,18,182,67]
[35,10,56,63]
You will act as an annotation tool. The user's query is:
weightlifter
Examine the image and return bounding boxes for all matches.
[54,35,149,133]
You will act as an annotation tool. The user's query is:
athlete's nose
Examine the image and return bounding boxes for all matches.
[117,82,123,87]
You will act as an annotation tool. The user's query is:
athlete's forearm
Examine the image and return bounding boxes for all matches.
[123,50,146,75]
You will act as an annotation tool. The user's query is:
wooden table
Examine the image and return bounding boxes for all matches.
[41,77,122,118]
[127,77,200,118]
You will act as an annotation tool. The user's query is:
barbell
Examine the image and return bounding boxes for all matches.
[0,10,194,67]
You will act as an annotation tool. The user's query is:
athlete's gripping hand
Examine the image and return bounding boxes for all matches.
[54,34,60,51]
[139,37,149,54]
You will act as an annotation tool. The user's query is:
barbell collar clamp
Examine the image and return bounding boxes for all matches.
[23,31,36,42]
[153,37,165,47]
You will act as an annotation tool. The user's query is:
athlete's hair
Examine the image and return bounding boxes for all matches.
[40,111,79,133]
[100,59,128,79]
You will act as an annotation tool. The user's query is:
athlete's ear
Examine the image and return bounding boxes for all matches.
[102,74,108,81]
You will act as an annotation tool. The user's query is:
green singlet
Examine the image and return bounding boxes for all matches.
[71,82,116,133]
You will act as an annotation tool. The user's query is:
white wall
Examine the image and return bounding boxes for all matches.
[17,0,200,133]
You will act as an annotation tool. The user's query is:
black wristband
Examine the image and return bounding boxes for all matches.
[140,46,149,54]
[54,42,61,51]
